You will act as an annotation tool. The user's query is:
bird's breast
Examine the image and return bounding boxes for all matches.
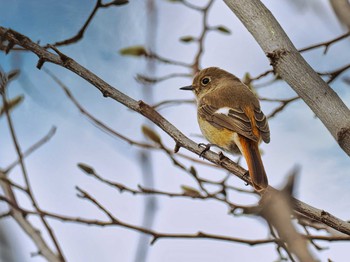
[197,115,241,154]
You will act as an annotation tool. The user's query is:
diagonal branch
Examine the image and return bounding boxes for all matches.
[1,26,350,236]
[44,68,213,167]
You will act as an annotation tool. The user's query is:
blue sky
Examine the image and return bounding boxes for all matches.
[1,0,350,261]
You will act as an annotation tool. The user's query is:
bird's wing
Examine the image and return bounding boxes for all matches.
[253,107,270,143]
[198,97,270,143]
[198,103,258,142]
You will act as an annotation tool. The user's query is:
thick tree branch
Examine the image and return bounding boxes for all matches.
[223,0,350,156]
[1,26,350,236]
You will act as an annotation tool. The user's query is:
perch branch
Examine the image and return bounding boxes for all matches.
[1,27,350,236]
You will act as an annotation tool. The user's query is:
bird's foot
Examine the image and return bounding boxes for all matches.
[242,171,250,186]
[218,151,227,162]
[198,143,216,158]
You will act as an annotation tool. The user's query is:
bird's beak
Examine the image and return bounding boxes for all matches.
[180,85,194,91]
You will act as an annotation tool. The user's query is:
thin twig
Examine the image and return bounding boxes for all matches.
[76,187,118,222]
[299,31,350,54]
[44,68,154,148]
[192,0,215,72]
[136,73,192,85]
[266,96,300,119]
[182,0,204,11]
[149,53,192,68]
[319,63,350,84]
[0,211,11,219]
[248,69,274,82]
[49,0,128,47]
[152,99,195,110]
[4,127,56,173]
[80,166,206,199]
[0,175,27,193]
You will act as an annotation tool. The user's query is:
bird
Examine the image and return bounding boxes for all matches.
[180,67,270,191]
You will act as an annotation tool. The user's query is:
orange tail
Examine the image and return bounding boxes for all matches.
[239,136,268,191]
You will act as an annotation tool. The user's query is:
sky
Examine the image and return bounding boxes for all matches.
[0,0,350,261]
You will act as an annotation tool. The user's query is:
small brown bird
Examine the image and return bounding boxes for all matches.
[181,67,270,191]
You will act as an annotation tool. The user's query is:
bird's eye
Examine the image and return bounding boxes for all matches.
[201,77,211,86]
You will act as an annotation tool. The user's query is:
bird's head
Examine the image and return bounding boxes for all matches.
[180,67,238,100]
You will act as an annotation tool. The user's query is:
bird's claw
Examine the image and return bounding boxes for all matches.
[198,143,213,158]
[218,151,226,162]
[242,171,250,186]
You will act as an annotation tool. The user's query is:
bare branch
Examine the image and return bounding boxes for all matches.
[44,68,213,167]
[0,175,27,193]
[181,0,205,11]
[79,165,206,199]
[192,0,215,72]
[319,63,350,84]
[0,211,11,219]
[2,27,350,236]
[0,170,61,261]
[44,68,155,149]
[265,96,300,119]
[32,190,281,246]
[245,69,274,84]
[136,73,191,85]
[0,70,65,261]
[299,31,350,54]
[152,99,195,110]
[148,52,192,68]
[76,187,118,222]
[49,0,128,47]
[5,126,56,173]
[0,188,348,253]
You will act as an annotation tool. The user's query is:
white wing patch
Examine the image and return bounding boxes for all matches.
[215,107,231,116]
